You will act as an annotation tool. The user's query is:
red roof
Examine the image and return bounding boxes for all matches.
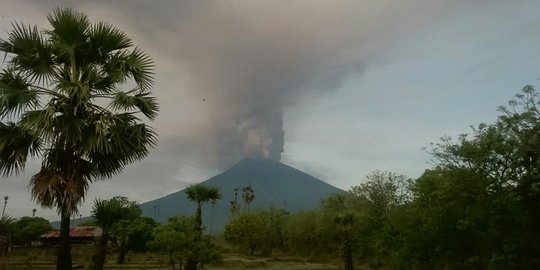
[40,226,103,238]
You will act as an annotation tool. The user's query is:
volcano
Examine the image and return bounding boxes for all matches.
[139,158,344,231]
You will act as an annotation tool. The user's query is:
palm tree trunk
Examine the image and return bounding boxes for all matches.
[195,203,202,232]
[1,196,7,217]
[116,234,127,264]
[185,203,202,270]
[169,250,176,270]
[90,233,108,270]
[57,209,72,270]
[342,231,354,270]
[185,258,197,270]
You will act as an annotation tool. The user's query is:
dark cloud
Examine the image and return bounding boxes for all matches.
[75,0,467,166]
[12,0,474,170]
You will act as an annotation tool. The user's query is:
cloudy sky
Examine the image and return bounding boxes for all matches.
[1,0,540,221]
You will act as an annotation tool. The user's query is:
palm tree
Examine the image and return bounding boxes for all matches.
[242,184,255,211]
[334,213,356,270]
[0,8,157,270]
[185,184,221,270]
[1,196,7,218]
[0,215,15,255]
[90,197,140,270]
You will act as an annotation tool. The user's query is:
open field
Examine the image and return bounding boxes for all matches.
[0,246,340,270]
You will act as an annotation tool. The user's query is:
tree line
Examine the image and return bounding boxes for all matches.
[222,86,540,270]
[85,89,540,270]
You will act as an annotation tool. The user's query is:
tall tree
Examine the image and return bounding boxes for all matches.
[149,216,220,270]
[224,208,288,256]
[0,215,15,255]
[90,197,141,270]
[0,8,157,270]
[184,184,221,270]
[409,85,540,269]
[12,216,52,246]
[242,184,255,211]
[112,216,158,264]
[1,196,7,217]
[229,187,240,216]
[334,213,356,270]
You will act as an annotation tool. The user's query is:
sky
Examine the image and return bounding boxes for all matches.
[1,0,540,221]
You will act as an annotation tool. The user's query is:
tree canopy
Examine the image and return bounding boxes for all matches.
[0,8,157,270]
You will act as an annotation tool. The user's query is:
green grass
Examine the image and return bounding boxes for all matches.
[0,247,340,270]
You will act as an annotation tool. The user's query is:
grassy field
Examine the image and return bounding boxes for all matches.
[0,246,340,270]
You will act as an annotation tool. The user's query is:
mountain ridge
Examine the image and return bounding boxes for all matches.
[138,158,344,231]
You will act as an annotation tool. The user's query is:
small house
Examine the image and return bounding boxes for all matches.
[39,226,102,245]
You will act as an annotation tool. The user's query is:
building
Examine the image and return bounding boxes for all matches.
[39,226,102,245]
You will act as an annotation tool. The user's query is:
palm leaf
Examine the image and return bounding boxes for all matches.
[30,151,94,214]
[84,114,156,178]
[186,184,222,204]
[0,22,54,83]
[127,48,155,91]
[102,49,155,91]
[46,8,90,51]
[88,22,133,62]
[0,122,42,176]
[19,104,59,140]
[109,90,159,120]
[0,70,40,117]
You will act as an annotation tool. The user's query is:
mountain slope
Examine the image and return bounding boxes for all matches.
[139,158,344,232]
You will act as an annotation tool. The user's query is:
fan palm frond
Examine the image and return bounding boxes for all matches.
[186,184,222,204]
[0,122,41,176]
[0,23,54,83]
[109,90,159,120]
[0,70,40,117]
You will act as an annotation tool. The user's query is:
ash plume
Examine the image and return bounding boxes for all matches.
[26,0,471,168]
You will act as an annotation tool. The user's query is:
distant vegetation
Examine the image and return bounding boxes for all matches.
[220,86,540,269]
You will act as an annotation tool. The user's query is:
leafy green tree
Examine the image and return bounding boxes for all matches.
[90,197,141,270]
[224,208,288,255]
[261,86,540,269]
[283,211,322,255]
[407,85,540,269]
[350,170,412,215]
[150,216,194,270]
[112,216,158,264]
[347,171,412,268]
[0,215,15,235]
[0,8,157,270]
[0,215,15,255]
[281,194,356,259]
[12,216,52,246]
[185,184,221,270]
[224,211,263,255]
[334,213,356,270]
[149,216,220,270]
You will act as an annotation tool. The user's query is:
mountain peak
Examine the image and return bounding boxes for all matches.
[139,158,344,231]
[235,157,280,166]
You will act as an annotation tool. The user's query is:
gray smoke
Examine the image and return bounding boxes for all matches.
[24,0,473,168]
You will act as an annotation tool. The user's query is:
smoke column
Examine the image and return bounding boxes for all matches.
[35,0,469,168]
